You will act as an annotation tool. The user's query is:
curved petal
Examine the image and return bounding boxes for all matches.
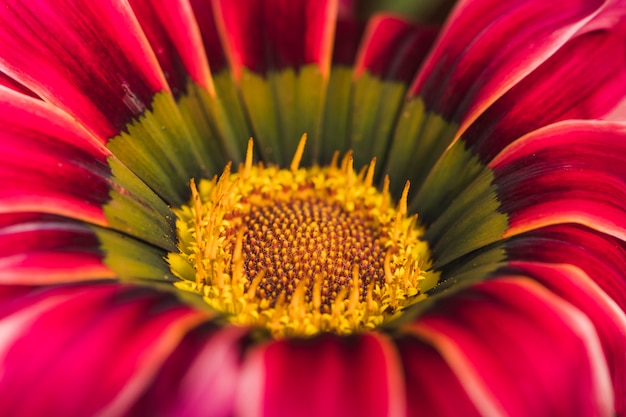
[505,224,626,311]
[403,277,613,417]
[0,213,115,283]
[237,333,405,417]
[129,0,213,96]
[0,0,217,206]
[410,0,612,127]
[0,0,165,138]
[491,121,626,241]
[505,261,626,415]
[397,338,481,416]
[127,323,246,417]
[0,283,207,416]
[464,19,626,162]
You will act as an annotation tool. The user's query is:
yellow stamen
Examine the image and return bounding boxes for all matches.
[169,140,429,338]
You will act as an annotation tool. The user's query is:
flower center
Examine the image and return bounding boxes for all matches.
[168,136,428,338]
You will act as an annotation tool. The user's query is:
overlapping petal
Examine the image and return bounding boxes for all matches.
[0,283,206,416]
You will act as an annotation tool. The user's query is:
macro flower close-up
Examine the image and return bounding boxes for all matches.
[2,0,626,415]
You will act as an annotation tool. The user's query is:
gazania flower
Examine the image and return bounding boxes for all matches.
[1,0,626,415]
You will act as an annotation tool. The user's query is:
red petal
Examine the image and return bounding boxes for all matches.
[129,0,214,96]
[507,261,626,415]
[0,213,114,283]
[213,0,338,80]
[405,278,613,416]
[0,86,177,249]
[189,0,229,73]
[0,71,39,99]
[0,0,167,139]
[506,224,626,312]
[331,15,366,66]
[355,15,437,83]
[239,333,405,417]
[397,338,481,416]
[128,324,245,417]
[463,19,626,162]
[410,0,612,129]
[0,283,205,416]
[491,121,626,241]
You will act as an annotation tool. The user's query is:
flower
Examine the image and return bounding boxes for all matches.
[1,0,626,415]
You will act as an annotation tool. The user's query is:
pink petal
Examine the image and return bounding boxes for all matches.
[212,0,337,80]
[355,15,437,83]
[0,283,206,416]
[129,0,214,95]
[0,71,39,98]
[404,277,613,416]
[0,213,115,283]
[491,121,626,241]
[464,18,626,162]
[507,261,626,415]
[410,0,613,129]
[397,338,481,416]
[189,0,229,73]
[127,324,245,417]
[238,333,405,417]
[0,86,177,249]
[0,0,167,139]
[506,224,626,311]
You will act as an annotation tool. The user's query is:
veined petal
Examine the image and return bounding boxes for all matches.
[404,278,613,417]
[425,120,626,268]
[414,19,626,222]
[238,333,405,417]
[0,71,38,99]
[505,261,626,415]
[0,213,115,283]
[0,283,206,416]
[506,224,626,311]
[397,338,481,416]
[463,20,626,162]
[410,0,611,128]
[213,0,336,79]
[0,0,215,205]
[491,121,626,240]
[129,0,213,96]
[0,0,165,138]
[128,324,245,417]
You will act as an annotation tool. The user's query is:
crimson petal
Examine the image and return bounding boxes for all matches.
[404,278,613,416]
[0,283,206,416]
[239,333,405,417]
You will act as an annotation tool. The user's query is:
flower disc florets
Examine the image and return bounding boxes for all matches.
[169,136,428,338]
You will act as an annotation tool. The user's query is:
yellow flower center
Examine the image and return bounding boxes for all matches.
[168,136,429,338]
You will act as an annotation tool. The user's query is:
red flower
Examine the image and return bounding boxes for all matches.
[1,0,626,415]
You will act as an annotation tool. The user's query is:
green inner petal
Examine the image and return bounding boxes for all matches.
[107,92,209,206]
[212,71,254,162]
[94,226,175,281]
[320,66,353,162]
[239,65,327,165]
[104,157,177,251]
[384,98,459,195]
[351,71,408,168]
